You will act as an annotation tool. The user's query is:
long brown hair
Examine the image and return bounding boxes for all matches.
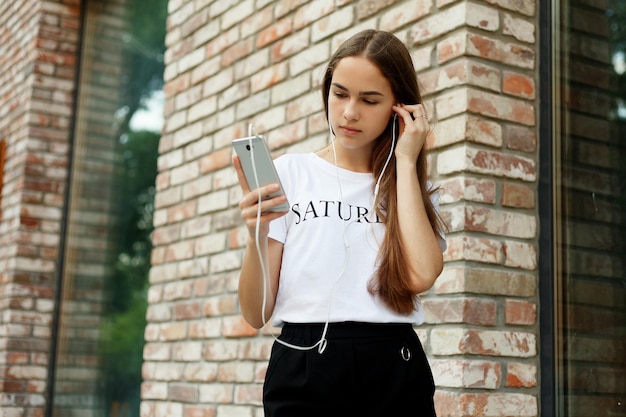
[322,30,446,315]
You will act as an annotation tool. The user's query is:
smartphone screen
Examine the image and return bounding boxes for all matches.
[232,135,289,212]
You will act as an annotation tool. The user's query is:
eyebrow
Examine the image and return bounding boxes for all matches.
[331,82,385,97]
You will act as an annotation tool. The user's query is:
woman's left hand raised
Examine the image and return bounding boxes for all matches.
[392,103,431,163]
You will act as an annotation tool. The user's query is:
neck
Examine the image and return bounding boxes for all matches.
[317,142,371,173]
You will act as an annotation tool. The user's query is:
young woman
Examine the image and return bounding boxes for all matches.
[233,29,447,417]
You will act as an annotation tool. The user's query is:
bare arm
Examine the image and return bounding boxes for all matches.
[238,236,284,329]
[395,158,443,293]
[392,103,444,293]
[233,155,288,328]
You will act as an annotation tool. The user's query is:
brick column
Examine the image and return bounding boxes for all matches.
[417,1,539,414]
[0,0,82,416]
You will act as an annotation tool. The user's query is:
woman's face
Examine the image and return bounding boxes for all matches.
[328,56,395,156]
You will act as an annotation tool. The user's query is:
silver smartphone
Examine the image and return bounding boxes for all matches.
[232,135,289,212]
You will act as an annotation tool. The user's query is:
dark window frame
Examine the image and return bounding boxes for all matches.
[538,0,556,415]
[45,0,86,414]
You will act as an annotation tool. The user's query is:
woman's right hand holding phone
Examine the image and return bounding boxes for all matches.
[233,154,288,238]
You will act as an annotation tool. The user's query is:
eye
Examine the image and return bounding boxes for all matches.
[333,91,347,99]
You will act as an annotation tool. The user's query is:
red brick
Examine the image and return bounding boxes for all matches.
[204,294,238,316]
[235,384,263,405]
[463,206,536,238]
[270,30,309,62]
[205,27,239,59]
[160,322,188,341]
[222,315,258,338]
[506,124,537,152]
[467,33,535,69]
[184,405,217,417]
[465,330,536,356]
[173,301,202,320]
[221,38,254,67]
[505,299,537,325]
[502,182,535,208]
[444,235,503,264]
[471,148,535,179]
[257,18,293,48]
[163,280,193,301]
[143,343,171,361]
[424,297,497,326]
[167,201,198,223]
[296,4,334,29]
[435,391,538,416]
[506,362,537,387]
[250,62,289,93]
[164,73,191,98]
[439,176,497,204]
[437,32,467,63]
[266,120,307,148]
[275,0,309,18]
[431,359,501,388]
[1,381,27,392]
[503,240,537,269]
[503,71,536,98]
[468,90,535,125]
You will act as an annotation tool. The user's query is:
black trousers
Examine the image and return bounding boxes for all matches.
[263,322,437,417]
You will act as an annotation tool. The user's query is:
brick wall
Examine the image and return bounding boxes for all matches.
[0,0,82,416]
[424,0,539,413]
[144,0,540,416]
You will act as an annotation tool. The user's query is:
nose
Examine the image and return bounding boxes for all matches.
[343,99,359,121]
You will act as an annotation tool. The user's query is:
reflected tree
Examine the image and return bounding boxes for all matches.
[98,0,167,415]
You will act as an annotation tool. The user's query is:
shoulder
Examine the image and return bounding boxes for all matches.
[274,153,315,171]
[275,153,310,163]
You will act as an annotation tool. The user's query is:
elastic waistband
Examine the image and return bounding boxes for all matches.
[280,321,413,340]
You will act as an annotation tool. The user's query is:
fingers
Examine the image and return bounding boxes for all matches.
[233,154,287,235]
[239,183,285,212]
[392,103,432,160]
[393,104,431,139]
[395,103,429,124]
[232,155,251,194]
[239,191,287,234]
[238,182,287,221]
[242,203,287,225]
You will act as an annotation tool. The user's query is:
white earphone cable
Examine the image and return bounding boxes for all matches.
[374,113,397,199]
[247,125,271,327]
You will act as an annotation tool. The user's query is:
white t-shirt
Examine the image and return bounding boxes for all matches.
[268,153,446,327]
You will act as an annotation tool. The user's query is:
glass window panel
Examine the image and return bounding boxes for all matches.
[50,0,166,416]
[554,0,626,414]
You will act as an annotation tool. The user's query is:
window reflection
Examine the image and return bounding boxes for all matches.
[555,0,626,414]
[51,0,165,416]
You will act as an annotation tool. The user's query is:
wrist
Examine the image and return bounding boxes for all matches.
[247,228,269,242]
[395,155,416,170]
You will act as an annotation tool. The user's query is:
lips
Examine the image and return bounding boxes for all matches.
[339,125,361,135]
